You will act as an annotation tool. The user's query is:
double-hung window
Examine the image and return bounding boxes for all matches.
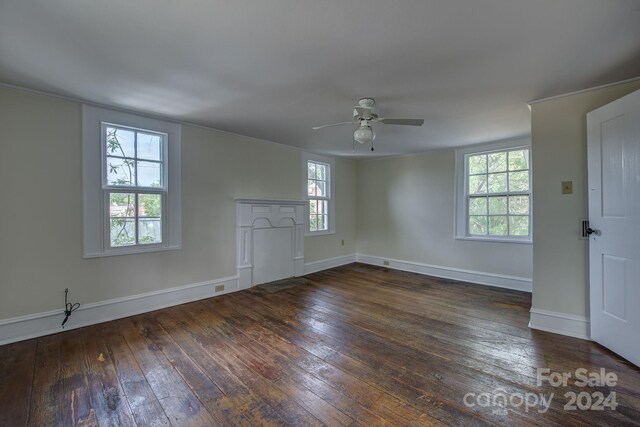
[83,105,181,257]
[303,153,335,235]
[455,139,531,242]
[104,125,165,247]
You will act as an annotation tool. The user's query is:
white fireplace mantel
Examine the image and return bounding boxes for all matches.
[236,199,306,289]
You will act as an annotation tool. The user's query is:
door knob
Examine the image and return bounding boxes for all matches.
[586,227,601,236]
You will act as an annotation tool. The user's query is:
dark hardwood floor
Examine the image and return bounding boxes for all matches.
[1,263,639,426]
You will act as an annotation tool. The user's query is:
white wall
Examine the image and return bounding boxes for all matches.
[21,75,640,330]
[356,149,533,279]
[0,86,356,320]
[530,79,640,319]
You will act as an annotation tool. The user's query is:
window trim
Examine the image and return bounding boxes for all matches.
[82,105,181,257]
[454,138,532,244]
[302,152,336,236]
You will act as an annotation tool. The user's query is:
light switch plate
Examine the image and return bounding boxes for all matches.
[561,181,573,194]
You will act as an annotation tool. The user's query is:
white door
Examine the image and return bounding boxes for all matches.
[587,89,640,367]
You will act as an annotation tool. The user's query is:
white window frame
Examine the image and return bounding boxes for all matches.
[82,105,181,257]
[455,138,532,244]
[302,152,336,236]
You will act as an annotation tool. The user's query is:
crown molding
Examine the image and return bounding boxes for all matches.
[528,76,640,105]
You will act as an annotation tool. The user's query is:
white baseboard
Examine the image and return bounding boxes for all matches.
[304,254,357,275]
[528,308,591,340]
[355,254,532,292]
[0,253,534,346]
[0,276,239,346]
[0,253,358,346]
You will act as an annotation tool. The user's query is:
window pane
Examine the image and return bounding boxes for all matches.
[317,215,326,231]
[110,218,136,247]
[138,218,162,244]
[488,196,507,215]
[468,175,487,194]
[320,200,328,214]
[509,171,529,192]
[469,216,488,235]
[139,194,161,217]
[488,216,508,236]
[307,160,330,233]
[106,157,135,186]
[307,179,317,197]
[106,127,135,158]
[137,161,162,187]
[137,132,162,161]
[508,149,529,171]
[464,147,530,241]
[468,197,487,215]
[488,152,507,173]
[488,173,507,193]
[316,181,327,197]
[509,195,529,215]
[468,154,487,175]
[110,193,135,217]
[509,216,530,236]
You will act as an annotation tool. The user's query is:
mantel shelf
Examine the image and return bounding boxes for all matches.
[235,198,307,206]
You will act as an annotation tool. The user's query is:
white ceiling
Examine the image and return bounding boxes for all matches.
[1,0,639,157]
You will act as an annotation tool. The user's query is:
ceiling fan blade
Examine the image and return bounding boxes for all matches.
[377,118,424,126]
[312,121,357,130]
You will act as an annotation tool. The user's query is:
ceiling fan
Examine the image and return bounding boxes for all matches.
[312,98,424,150]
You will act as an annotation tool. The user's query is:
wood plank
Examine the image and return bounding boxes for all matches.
[0,339,37,426]
[183,301,389,426]
[301,270,640,379]
[79,327,136,426]
[136,313,256,426]
[155,305,325,427]
[301,270,640,392]
[220,293,538,426]
[28,334,63,426]
[59,329,98,426]
[200,298,443,426]
[116,317,219,426]
[152,309,285,427]
[243,281,637,425]
[2,263,639,426]
[100,322,172,426]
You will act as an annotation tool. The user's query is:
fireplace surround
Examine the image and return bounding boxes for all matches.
[236,199,306,289]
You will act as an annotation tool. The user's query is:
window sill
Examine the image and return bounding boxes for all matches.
[455,236,532,245]
[305,230,336,237]
[83,244,182,258]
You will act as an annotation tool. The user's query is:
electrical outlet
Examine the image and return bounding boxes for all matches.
[341,239,345,246]
[383,260,390,266]
[215,284,225,292]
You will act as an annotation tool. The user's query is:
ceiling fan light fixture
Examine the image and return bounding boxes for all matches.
[312,98,423,149]
[354,123,375,145]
